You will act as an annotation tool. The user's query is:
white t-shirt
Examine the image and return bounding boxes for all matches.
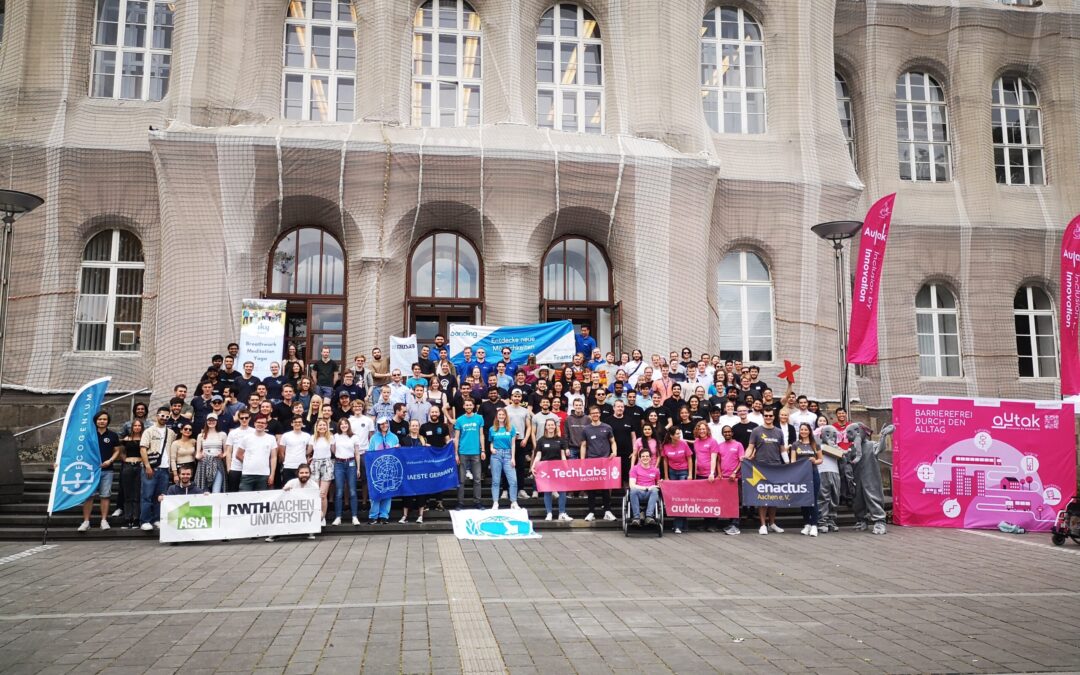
[333,433,359,459]
[717,414,740,430]
[707,421,726,442]
[348,415,374,453]
[790,410,818,433]
[225,426,253,472]
[283,477,319,491]
[312,435,333,460]
[280,430,313,469]
[747,412,765,426]
[240,432,277,476]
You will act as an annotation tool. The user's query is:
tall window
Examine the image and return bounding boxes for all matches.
[916,284,961,377]
[0,1,6,45]
[536,3,603,134]
[409,232,481,300]
[700,7,765,134]
[717,251,772,362]
[75,230,144,352]
[993,76,1044,186]
[270,227,345,296]
[835,71,856,167]
[283,0,356,122]
[896,71,950,182]
[1014,285,1057,378]
[91,0,174,101]
[543,237,609,302]
[412,0,481,128]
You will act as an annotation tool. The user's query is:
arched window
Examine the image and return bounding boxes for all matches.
[411,0,482,128]
[835,71,856,167]
[916,284,961,377]
[282,0,356,122]
[75,229,144,352]
[717,251,772,362]
[700,7,765,135]
[896,71,950,182]
[993,76,1044,186]
[270,227,345,296]
[1014,285,1057,378]
[542,238,609,302]
[536,3,603,134]
[408,232,482,343]
[91,0,174,101]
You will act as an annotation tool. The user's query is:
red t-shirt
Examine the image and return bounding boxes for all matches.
[833,422,852,450]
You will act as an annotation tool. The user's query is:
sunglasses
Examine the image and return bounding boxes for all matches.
[182,427,193,432]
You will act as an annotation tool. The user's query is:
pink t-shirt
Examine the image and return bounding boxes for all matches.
[716,440,745,479]
[630,464,660,488]
[693,437,720,478]
[662,440,692,472]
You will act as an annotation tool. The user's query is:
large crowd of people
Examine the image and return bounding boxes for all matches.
[75,326,864,539]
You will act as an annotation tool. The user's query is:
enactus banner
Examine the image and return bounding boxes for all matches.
[1059,214,1080,397]
[160,490,320,543]
[449,320,576,366]
[740,460,815,507]
[892,396,1076,532]
[238,299,286,378]
[847,193,897,365]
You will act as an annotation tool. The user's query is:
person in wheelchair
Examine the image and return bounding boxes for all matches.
[628,448,661,527]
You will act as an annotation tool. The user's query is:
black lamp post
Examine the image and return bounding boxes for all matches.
[0,190,46,398]
[811,220,863,409]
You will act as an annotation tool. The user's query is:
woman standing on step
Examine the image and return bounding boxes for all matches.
[531,418,572,522]
[398,420,428,524]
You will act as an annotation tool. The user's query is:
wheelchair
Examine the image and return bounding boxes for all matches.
[621,488,664,537]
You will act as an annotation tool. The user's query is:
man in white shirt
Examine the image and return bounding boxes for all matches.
[237,417,277,491]
[267,464,319,542]
[789,395,818,432]
[278,417,313,485]
[138,407,176,531]
[224,410,253,492]
[387,370,410,405]
[347,400,374,506]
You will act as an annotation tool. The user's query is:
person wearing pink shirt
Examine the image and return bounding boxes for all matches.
[628,448,661,526]
[660,427,694,534]
[691,421,722,532]
[714,425,745,535]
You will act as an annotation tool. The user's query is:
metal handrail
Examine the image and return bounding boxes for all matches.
[12,388,150,437]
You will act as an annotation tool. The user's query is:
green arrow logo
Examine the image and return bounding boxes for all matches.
[167,501,213,530]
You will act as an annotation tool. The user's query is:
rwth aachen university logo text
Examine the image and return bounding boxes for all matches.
[371,454,404,493]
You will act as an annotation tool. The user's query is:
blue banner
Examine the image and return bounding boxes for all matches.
[448,320,576,367]
[47,377,111,514]
[740,460,815,508]
[364,442,459,501]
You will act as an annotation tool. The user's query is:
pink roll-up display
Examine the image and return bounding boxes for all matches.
[847,193,897,365]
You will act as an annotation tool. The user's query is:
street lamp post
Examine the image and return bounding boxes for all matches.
[811,220,863,410]
[0,190,46,399]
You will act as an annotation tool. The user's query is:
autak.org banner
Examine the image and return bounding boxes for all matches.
[740,460,815,508]
[533,457,622,492]
[892,396,1075,532]
[159,489,320,543]
[1059,214,1080,397]
[238,299,286,378]
[847,193,897,365]
[661,479,740,518]
[449,320,576,366]
[47,376,111,515]
[364,443,459,501]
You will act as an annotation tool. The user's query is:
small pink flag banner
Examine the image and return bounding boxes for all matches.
[1059,214,1080,397]
[847,193,897,365]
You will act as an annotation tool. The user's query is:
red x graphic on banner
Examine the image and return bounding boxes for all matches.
[778,360,801,384]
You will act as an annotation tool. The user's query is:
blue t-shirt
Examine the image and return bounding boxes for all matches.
[454,414,484,455]
[489,426,515,452]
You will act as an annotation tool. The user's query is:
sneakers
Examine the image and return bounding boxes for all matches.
[829,524,840,533]
[518,490,529,500]
[645,517,656,526]
[809,525,819,537]
[758,525,768,535]
[265,536,276,543]
[545,513,553,521]
[630,518,642,528]
[77,521,90,532]
[465,470,473,481]
[140,522,153,531]
[769,523,784,534]
[416,516,423,524]
[872,522,887,535]
[558,513,573,522]
[331,517,342,526]
[674,528,683,534]
[490,502,500,511]
[853,521,868,531]
[454,504,463,511]
[552,491,559,498]
[800,525,811,536]
[473,501,483,509]
[378,518,389,524]
[500,491,508,500]
[321,518,327,527]
[369,519,378,525]
[153,521,161,529]
[100,519,110,530]
[584,512,596,522]
[724,524,741,536]
[510,502,520,510]
[531,490,539,498]
[351,516,361,526]
[602,511,616,521]
[398,516,408,524]
[306,534,316,540]
[111,508,122,518]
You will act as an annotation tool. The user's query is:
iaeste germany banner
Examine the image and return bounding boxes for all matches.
[450,508,541,540]
[891,396,1076,532]
[848,193,897,365]
[389,334,418,376]
[364,443,459,501]
[159,489,320,543]
[740,460,815,508]
[47,377,112,515]
[661,479,740,519]
[1059,214,1080,397]
[533,456,622,492]
[238,299,286,379]
[448,320,576,366]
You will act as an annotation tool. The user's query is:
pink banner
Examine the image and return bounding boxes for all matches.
[661,479,740,519]
[1059,215,1080,397]
[847,193,897,365]
[534,457,621,492]
[892,396,1076,532]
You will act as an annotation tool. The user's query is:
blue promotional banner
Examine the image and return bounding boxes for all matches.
[364,442,459,501]
[740,459,815,508]
[47,376,111,514]
[448,320,576,366]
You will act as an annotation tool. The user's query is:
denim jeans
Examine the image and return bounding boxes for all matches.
[542,491,567,515]
[209,470,224,494]
[801,467,822,526]
[334,460,358,519]
[369,498,391,520]
[490,450,517,504]
[630,488,658,519]
[239,474,268,491]
[457,455,482,505]
[668,469,688,529]
[316,385,334,400]
[139,467,169,525]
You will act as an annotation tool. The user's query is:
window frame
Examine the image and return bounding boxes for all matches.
[716,250,774,363]
[700,6,766,135]
[0,0,6,46]
[915,283,962,378]
[407,230,483,302]
[535,3,604,134]
[541,236,612,305]
[89,0,174,102]
[835,71,856,169]
[281,0,357,122]
[411,0,483,128]
[1014,285,1058,379]
[992,75,1045,186]
[74,229,145,353]
[895,71,951,183]
[267,226,347,298]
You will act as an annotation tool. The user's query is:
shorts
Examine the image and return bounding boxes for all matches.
[310,458,335,482]
[97,471,115,499]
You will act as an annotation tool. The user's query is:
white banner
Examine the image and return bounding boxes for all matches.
[159,489,320,543]
[449,508,542,540]
[238,299,287,379]
[389,334,418,375]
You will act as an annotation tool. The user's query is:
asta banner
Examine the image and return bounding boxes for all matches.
[47,377,111,515]
[159,489,320,543]
[238,299,286,379]
[533,457,622,492]
[1059,215,1080,397]
[892,396,1075,532]
[661,479,740,518]
[448,320,576,366]
[847,193,897,365]
[740,460,815,507]
[364,443,459,501]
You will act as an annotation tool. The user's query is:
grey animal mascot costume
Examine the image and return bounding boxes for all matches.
[815,426,844,532]
[845,423,894,534]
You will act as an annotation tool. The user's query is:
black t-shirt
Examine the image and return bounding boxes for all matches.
[419,422,450,446]
[237,375,261,400]
[535,436,567,462]
[262,376,286,401]
[623,405,644,431]
[662,397,684,420]
[731,421,759,449]
[97,430,121,469]
[750,381,768,397]
[438,373,458,398]
[602,414,637,456]
[645,406,670,430]
[217,369,240,390]
[310,359,338,387]
[331,405,352,424]
[479,400,505,430]
[418,359,436,376]
[389,418,409,444]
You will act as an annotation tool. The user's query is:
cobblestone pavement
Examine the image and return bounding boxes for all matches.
[0,526,1078,674]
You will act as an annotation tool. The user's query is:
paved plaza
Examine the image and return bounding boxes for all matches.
[0,526,1078,674]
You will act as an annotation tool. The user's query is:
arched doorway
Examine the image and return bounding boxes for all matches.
[268,227,346,364]
[407,231,483,344]
[540,236,618,355]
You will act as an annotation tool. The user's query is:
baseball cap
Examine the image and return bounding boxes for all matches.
[376,416,390,425]
[206,413,218,420]
[211,395,223,402]
[511,388,523,396]
[338,391,350,398]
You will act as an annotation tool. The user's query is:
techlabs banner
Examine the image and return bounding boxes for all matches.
[892,396,1076,532]
[448,320,576,366]
[740,460,815,508]
[159,489,320,543]
[533,456,622,492]
[847,193,897,365]
[364,443,459,501]
[1059,214,1080,397]
[661,479,740,518]
[238,299,286,378]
